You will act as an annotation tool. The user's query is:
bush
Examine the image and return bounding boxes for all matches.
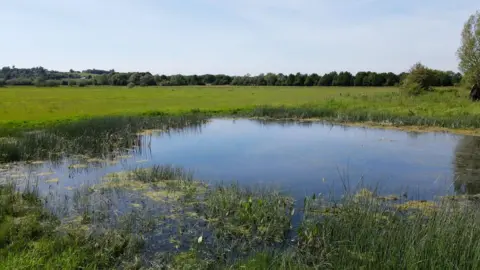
[5,79,33,86]
[127,82,135,89]
[400,62,436,96]
[33,78,46,87]
[0,79,5,87]
[45,80,60,87]
[68,80,77,87]
[77,80,87,87]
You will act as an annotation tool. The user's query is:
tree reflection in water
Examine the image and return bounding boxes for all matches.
[454,135,480,195]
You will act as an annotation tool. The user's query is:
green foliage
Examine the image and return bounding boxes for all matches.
[0,185,143,269]
[68,79,76,86]
[400,62,436,95]
[127,82,135,89]
[45,80,60,87]
[33,77,46,87]
[457,10,480,86]
[0,80,5,87]
[203,184,294,245]
[77,80,87,87]
[0,66,462,87]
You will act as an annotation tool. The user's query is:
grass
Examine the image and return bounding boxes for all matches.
[0,183,144,269]
[3,163,480,269]
[0,86,394,123]
[0,114,207,162]
[1,85,480,134]
[2,85,480,268]
[172,188,480,269]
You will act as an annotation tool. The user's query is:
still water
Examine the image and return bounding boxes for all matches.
[2,119,480,201]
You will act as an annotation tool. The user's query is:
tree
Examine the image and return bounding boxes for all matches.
[128,73,141,85]
[0,79,5,87]
[139,73,156,86]
[45,80,60,87]
[94,74,108,85]
[78,80,87,87]
[34,77,46,87]
[319,72,337,86]
[457,10,480,86]
[293,73,306,86]
[203,74,216,85]
[400,62,435,96]
[68,79,77,86]
[304,73,319,86]
[170,75,187,86]
[333,72,353,86]
[354,72,367,86]
[265,73,278,86]
[286,74,295,86]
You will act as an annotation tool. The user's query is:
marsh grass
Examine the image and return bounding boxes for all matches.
[0,183,145,269]
[132,164,194,183]
[3,161,480,269]
[169,186,480,269]
[0,114,208,163]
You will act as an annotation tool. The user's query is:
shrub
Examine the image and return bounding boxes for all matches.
[33,78,46,87]
[77,80,87,87]
[0,79,5,87]
[45,80,60,87]
[127,82,135,89]
[5,78,33,86]
[400,62,435,96]
[68,80,77,87]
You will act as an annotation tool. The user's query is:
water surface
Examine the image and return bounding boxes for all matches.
[2,119,480,201]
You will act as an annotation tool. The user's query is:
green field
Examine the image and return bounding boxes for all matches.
[1,85,480,132]
[0,86,393,121]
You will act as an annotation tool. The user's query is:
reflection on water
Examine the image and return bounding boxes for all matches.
[3,119,480,201]
[454,136,480,194]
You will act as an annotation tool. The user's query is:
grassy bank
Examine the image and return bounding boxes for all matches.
[0,114,208,162]
[2,86,480,133]
[2,166,480,269]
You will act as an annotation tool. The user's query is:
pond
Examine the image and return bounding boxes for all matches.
[2,118,479,202]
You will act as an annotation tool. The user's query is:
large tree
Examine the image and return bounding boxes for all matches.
[457,10,480,86]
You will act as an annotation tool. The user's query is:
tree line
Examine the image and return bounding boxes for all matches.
[0,66,463,87]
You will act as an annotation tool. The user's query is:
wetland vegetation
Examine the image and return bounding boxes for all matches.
[1,117,480,269]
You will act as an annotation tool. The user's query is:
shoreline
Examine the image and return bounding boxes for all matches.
[2,113,480,137]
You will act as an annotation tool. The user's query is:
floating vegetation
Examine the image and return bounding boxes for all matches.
[68,164,88,169]
[136,129,165,136]
[36,171,55,176]
[86,158,106,163]
[117,155,133,159]
[45,178,59,183]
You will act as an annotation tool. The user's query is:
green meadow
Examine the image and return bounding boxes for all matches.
[1,85,480,134]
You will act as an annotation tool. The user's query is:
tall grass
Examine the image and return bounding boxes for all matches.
[3,168,480,269]
[0,114,208,163]
[0,183,144,269]
[169,187,480,269]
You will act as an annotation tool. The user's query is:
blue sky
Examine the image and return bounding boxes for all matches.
[1,0,478,75]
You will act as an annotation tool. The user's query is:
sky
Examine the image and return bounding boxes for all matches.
[1,0,478,75]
